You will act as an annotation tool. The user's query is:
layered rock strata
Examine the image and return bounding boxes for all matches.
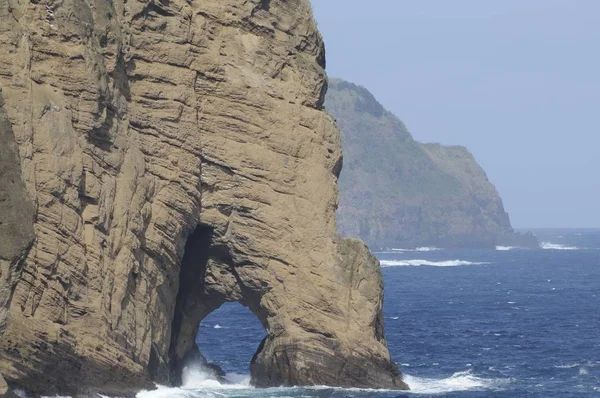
[0,0,407,395]
[0,89,36,396]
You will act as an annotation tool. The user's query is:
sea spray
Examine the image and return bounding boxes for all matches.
[403,370,508,394]
[380,259,490,267]
[541,242,579,250]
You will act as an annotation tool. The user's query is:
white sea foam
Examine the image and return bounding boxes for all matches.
[138,366,252,398]
[134,369,506,398]
[380,259,489,267]
[377,247,441,253]
[303,370,505,395]
[555,363,579,369]
[404,370,506,394]
[496,246,516,251]
[541,242,579,250]
[213,324,223,329]
[414,247,441,252]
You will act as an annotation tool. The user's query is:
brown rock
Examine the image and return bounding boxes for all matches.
[0,0,407,395]
[0,372,8,396]
[0,88,35,350]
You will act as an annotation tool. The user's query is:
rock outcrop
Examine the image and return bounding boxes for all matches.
[0,0,407,395]
[326,79,539,249]
[0,89,36,396]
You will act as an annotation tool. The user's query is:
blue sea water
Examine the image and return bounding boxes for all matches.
[139,229,600,398]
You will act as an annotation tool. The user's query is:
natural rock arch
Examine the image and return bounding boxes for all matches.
[167,223,270,385]
[166,217,408,389]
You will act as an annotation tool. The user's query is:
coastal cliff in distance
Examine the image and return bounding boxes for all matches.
[326,79,539,249]
[0,1,407,395]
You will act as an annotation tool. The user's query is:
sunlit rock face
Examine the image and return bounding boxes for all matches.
[0,0,407,395]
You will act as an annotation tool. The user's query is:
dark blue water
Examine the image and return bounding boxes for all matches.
[144,229,600,397]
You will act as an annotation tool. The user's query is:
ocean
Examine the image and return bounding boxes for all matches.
[137,229,599,398]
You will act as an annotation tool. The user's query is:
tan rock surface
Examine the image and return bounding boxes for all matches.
[0,372,8,396]
[0,0,407,394]
[0,89,36,398]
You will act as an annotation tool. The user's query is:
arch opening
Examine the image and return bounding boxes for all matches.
[181,302,266,387]
[167,224,270,387]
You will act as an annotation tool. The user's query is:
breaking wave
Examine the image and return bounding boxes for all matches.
[135,358,505,398]
[496,246,516,251]
[137,368,251,398]
[382,247,441,253]
[380,259,490,267]
[541,242,579,250]
[404,370,507,394]
[415,247,441,252]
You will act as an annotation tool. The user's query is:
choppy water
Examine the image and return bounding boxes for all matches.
[42,228,600,398]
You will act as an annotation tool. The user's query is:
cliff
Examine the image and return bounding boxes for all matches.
[0,1,407,395]
[325,79,538,249]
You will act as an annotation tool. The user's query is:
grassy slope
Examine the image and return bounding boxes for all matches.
[326,79,536,248]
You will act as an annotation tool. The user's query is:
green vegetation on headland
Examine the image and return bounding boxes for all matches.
[326,78,539,249]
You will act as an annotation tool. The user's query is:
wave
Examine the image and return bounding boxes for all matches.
[541,242,579,250]
[138,367,251,398]
[132,370,506,398]
[380,259,489,267]
[496,246,516,251]
[404,370,507,394]
[415,247,441,252]
[554,363,579,369]
[378,247,441,253]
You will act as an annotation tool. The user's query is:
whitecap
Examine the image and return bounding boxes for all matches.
[213,324,223,329]
[376,247,441,253]
[404,370,507,394]
[541,242,579,250]
[495,246,516,251]
[555,363,579,369]
[380,259,490,267]
[138,366,253,398]
[414,247,441,252]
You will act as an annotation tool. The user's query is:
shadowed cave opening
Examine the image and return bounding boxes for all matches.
[168,224,269,387]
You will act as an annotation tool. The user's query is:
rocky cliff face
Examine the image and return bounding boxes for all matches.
[326,79,539,249]
[0,1,407,395]
[0,90,36,398]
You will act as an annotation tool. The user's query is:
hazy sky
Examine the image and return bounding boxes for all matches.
[312,1,599,228]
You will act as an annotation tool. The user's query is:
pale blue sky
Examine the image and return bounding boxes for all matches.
[312,1,599,228]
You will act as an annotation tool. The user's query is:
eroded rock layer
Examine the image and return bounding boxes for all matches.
[0,0,406,394]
